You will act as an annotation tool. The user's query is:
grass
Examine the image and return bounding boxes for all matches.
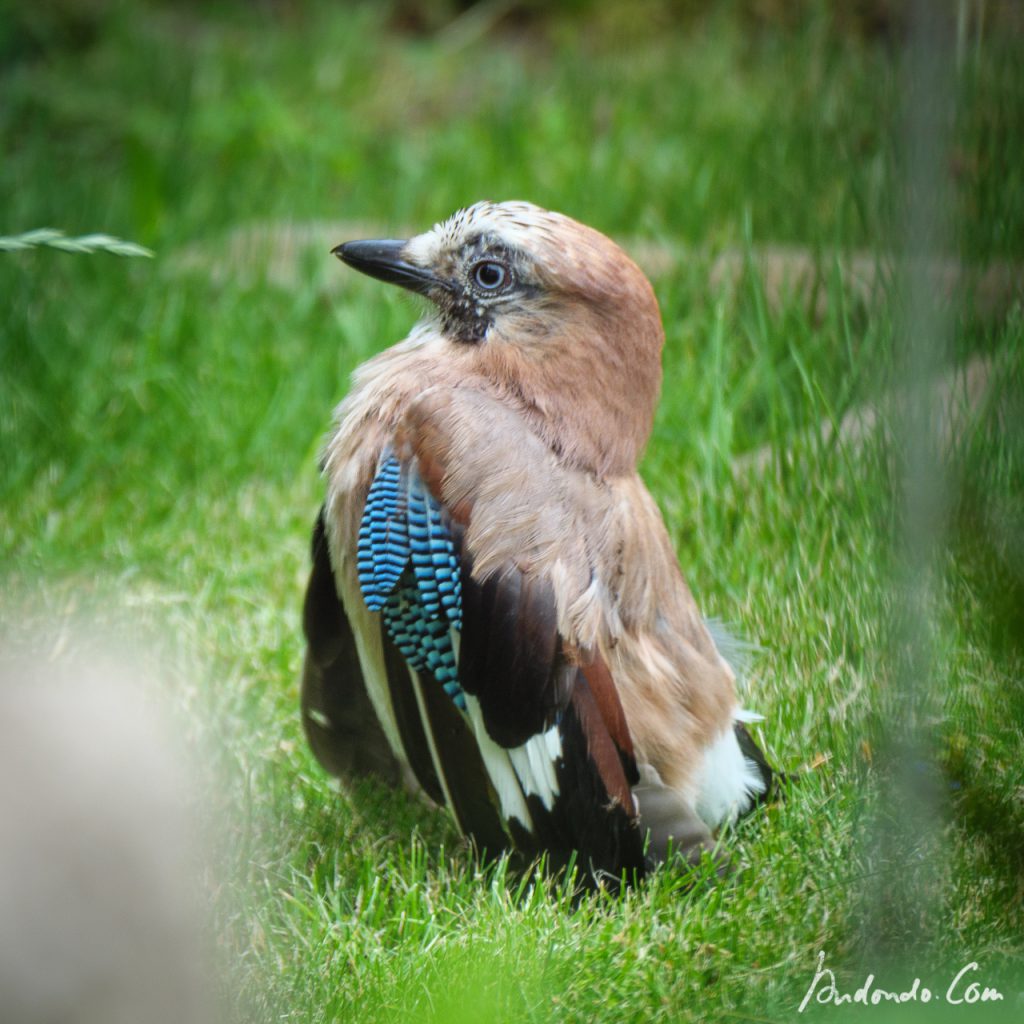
[1,1,1023,1021]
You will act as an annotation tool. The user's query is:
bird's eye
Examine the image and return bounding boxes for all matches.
[471,260,508,291]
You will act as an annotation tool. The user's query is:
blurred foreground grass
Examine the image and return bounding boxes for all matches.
[1,2,1023,1021]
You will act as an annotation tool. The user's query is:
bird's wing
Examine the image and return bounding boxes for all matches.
[301,507,404,785]
[348,385,645,880]
[304,503,510,858]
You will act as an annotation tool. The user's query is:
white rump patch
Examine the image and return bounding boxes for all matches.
[694,716,767,828]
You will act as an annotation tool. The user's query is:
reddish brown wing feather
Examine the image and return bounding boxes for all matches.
[579,653,639,790]
[565,670,636,815]
[540,668,645,878]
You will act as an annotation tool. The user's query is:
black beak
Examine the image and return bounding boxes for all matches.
[332,239,445,297]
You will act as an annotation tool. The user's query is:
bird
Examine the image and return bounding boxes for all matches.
[301,200,775,883]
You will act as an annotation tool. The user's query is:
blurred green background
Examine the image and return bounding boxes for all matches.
[1,1,1022,1021]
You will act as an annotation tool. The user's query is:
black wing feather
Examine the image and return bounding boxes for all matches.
[550,670,646,880]
[301,508,403,784]
[408,658,510,858]
[379,629,446,806]
[458,554,567,748]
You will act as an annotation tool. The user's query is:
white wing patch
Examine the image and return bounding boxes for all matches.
[462,697,565,833]
[463,695,533,831]
[507,724,562,811]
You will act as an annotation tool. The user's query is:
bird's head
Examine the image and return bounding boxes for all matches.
[334,201,665,477]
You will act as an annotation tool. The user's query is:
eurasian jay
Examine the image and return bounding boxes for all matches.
[301,201,774,881]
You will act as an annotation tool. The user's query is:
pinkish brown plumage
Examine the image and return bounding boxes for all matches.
[302,201,773,880]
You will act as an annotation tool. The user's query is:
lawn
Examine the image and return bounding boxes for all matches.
[1,1,1022,1021]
